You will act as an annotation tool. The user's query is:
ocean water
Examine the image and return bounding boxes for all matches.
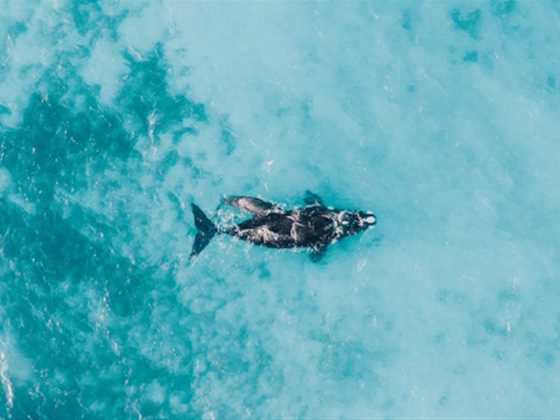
[0,0,559,418]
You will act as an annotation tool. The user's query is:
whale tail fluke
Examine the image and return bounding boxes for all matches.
[190,203,217,259]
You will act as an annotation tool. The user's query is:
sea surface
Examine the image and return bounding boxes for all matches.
[0,1,559,419]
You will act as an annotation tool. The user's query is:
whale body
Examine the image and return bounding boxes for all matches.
[190,192,377,260]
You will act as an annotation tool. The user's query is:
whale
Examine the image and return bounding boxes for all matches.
[190,191,377,260]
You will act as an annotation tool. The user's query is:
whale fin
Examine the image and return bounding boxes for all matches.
[224,196,281,215]
[304,190,324,206]
[310,244,328,262]
[190,203,218,258]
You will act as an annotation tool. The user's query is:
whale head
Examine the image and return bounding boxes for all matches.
[338,210,377,236]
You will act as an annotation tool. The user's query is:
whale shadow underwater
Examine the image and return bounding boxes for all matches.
[190,191,377,261]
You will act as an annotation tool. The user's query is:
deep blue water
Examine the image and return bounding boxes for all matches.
[1,1,559,418]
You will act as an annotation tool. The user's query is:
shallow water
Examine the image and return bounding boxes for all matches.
[0,1,559,418]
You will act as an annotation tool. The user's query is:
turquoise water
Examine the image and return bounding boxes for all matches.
[1,0,559,418]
